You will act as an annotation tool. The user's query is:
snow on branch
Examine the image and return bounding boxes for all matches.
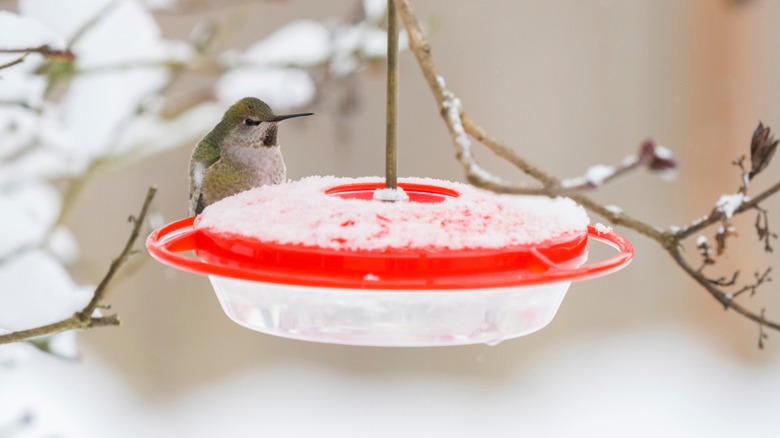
[560,140,678,190]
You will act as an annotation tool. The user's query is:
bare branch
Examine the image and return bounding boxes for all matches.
[0,186,157,345]
[0,53,27,71]
[0,45,74,60]
[668,246,780,331]
[730,268,772,300]
[77,186,156,321]
[0,314,120,345]
[708,270,739,287]
[459,115,560,185]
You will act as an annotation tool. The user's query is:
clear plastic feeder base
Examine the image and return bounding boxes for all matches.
[209,275,572,347]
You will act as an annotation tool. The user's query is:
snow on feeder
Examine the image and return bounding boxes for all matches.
[147,176,633,346]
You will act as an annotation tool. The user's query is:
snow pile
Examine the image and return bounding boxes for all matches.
[561,164,614,188]
[715,193,747,218]
[196,177,589,251]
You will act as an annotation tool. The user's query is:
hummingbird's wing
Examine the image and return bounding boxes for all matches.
[188,161,208,216]
[188,138,221,216]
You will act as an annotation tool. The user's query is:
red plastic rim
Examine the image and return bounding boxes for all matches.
[146,182,633,289]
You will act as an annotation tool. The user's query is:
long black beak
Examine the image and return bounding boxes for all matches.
[269,112,314,122]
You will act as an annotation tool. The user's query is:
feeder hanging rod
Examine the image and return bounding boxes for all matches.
[385,0,399,190]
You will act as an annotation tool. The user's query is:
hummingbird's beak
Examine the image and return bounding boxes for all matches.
[269,112,314,122]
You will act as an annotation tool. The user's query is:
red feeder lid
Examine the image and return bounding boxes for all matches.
[147,178,633,289]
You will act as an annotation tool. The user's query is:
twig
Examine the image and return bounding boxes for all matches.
[708,271,739,287]
[730,267,772,300]
[0,45,74,60]
[0,186,157,345]
[0,53,27,71]
[676,176,780,241]
[0,315,120,345]
[77,186,156,320]
[668,246,779,330]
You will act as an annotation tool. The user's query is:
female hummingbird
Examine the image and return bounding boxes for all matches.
[188,97,312,216]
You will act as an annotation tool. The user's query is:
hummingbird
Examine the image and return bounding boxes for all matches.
[188,97,313,216]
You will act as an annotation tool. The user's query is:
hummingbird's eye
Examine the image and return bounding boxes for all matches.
[244,118,260,126]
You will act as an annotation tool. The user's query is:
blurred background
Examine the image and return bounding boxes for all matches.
[2,0,780,436]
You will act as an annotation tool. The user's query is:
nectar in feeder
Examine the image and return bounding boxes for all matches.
[147,176,634,347]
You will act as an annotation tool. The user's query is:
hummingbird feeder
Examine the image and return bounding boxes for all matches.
[146,1,633,346]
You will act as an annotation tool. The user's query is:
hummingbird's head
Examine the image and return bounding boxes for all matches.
[223,97,313,148]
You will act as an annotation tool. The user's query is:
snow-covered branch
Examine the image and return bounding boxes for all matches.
[395,0,780,346]
[395,0,671,244]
